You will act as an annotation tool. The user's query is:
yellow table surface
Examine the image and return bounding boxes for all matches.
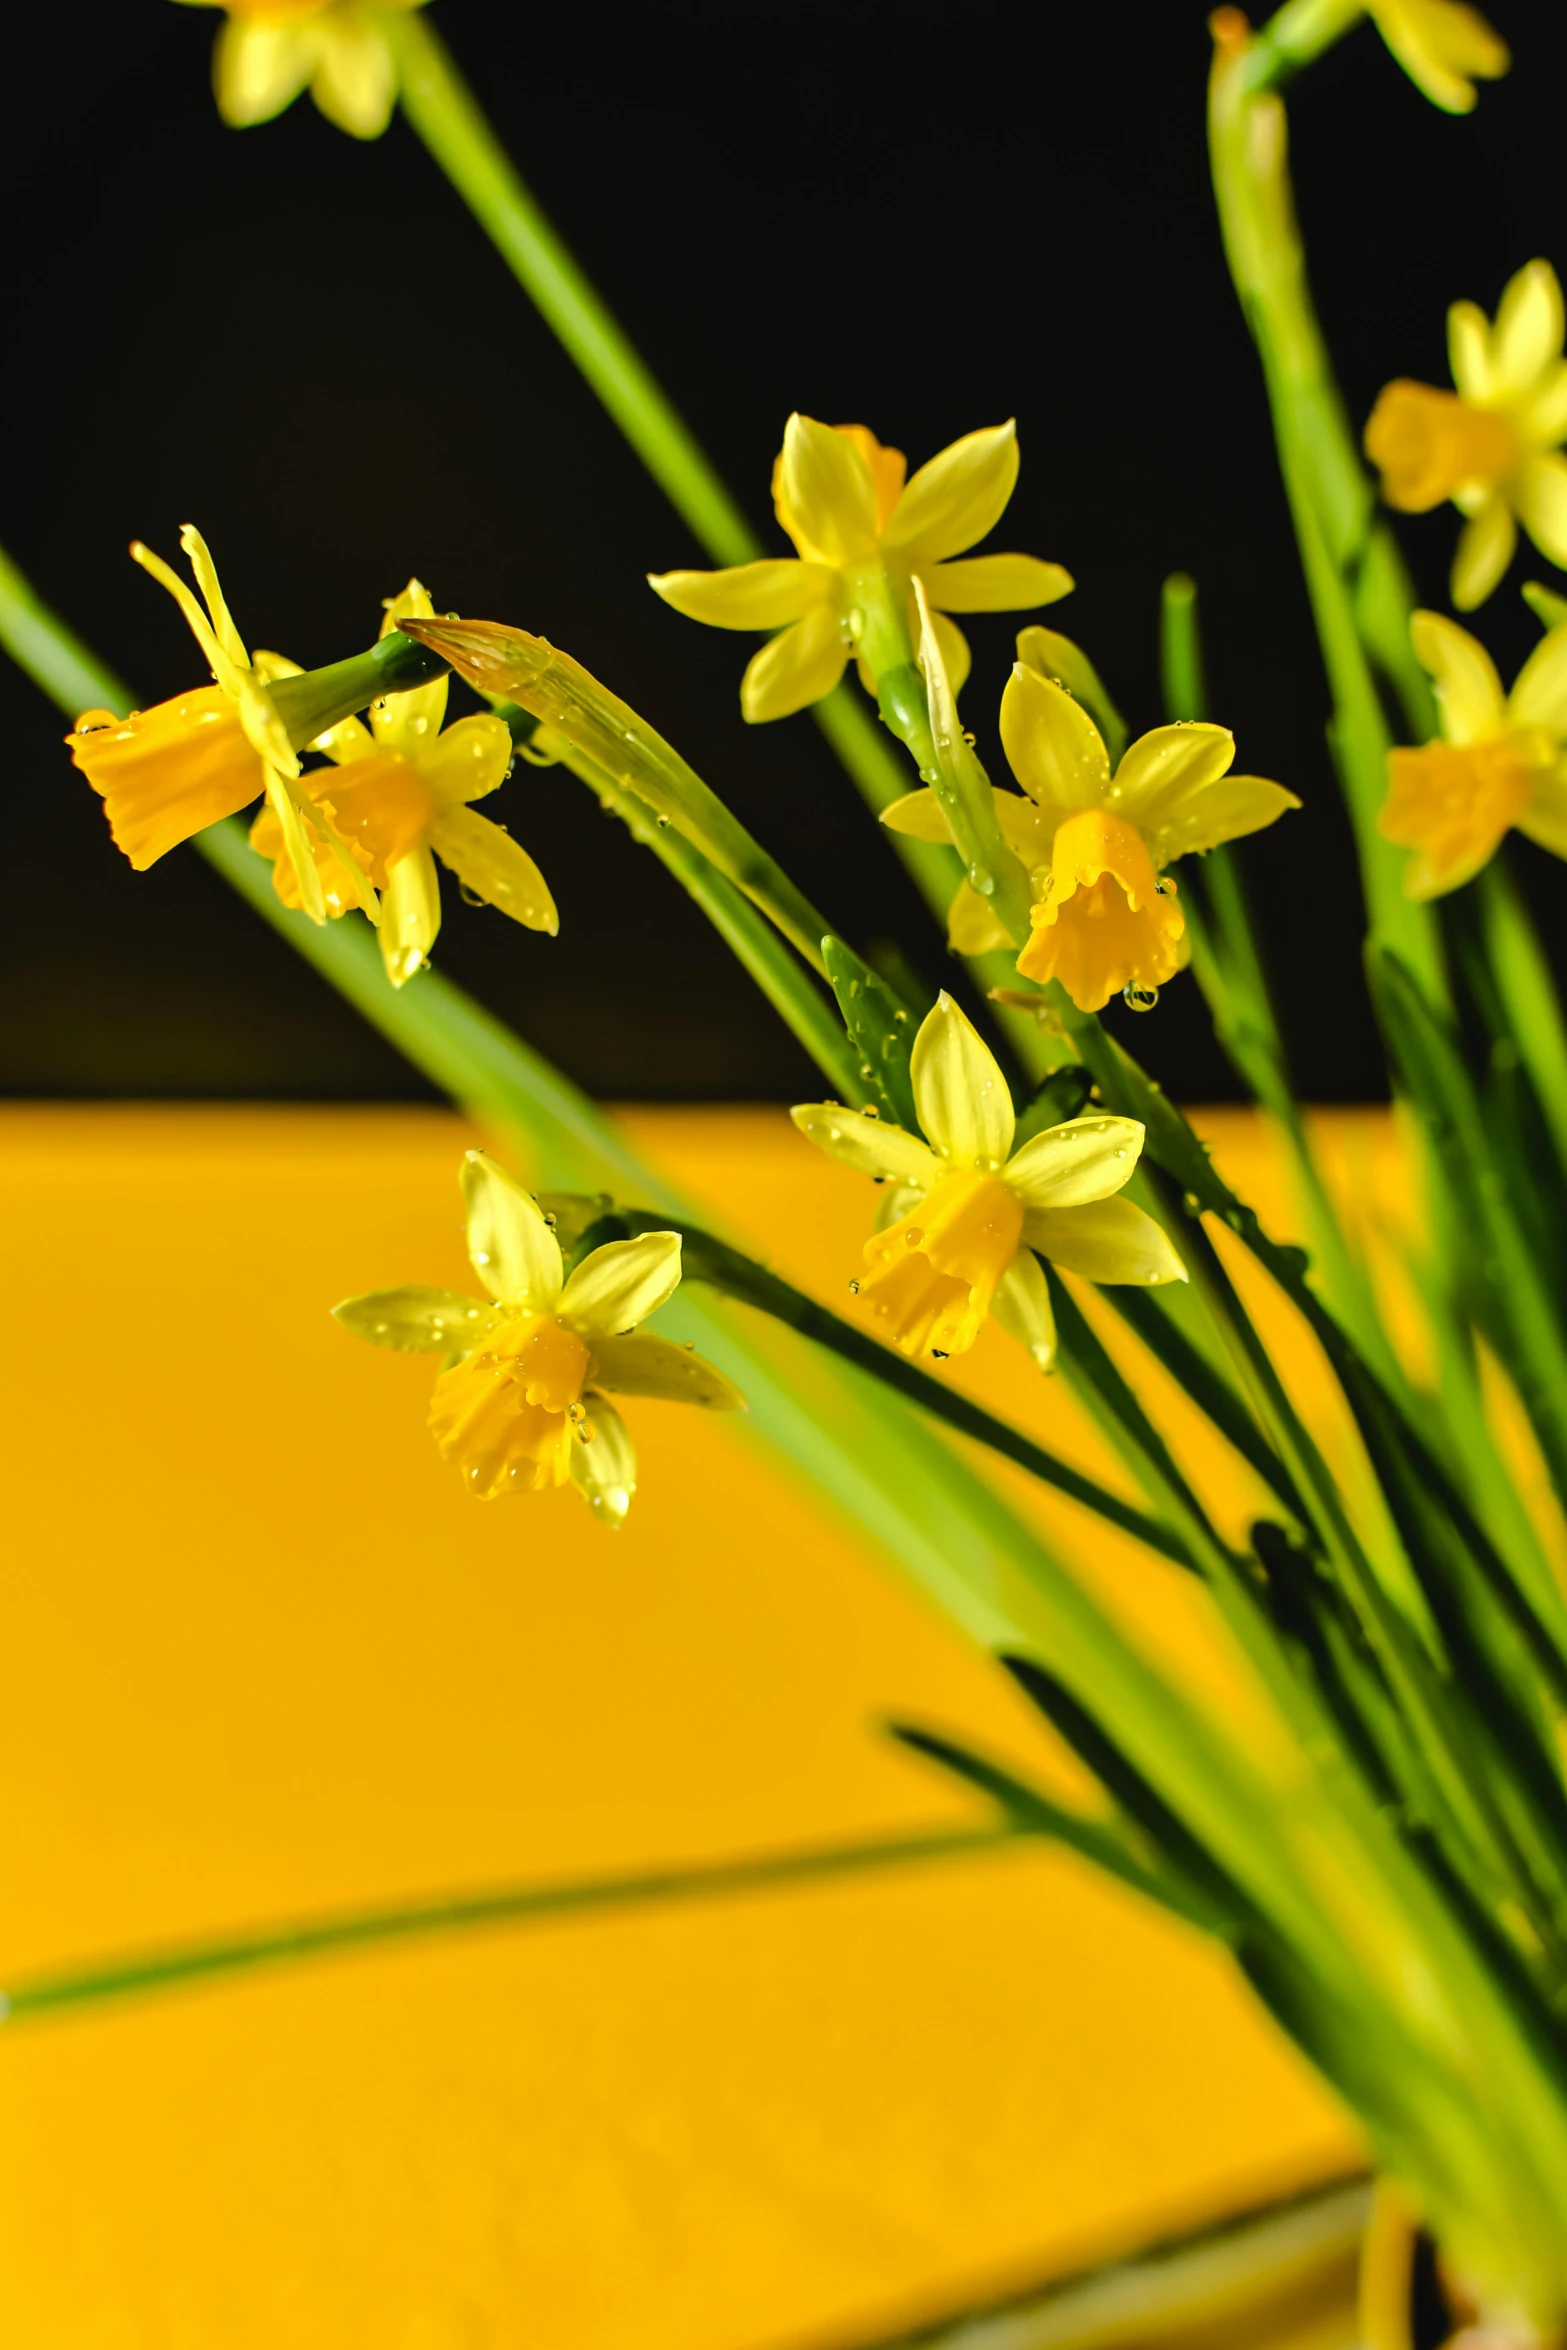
[0,1102,1368,2350]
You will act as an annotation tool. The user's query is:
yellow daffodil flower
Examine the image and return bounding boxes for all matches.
[882,639,1298,1013]
[66,525,354,922]
[1380,609,1567,897]
[171,0,428,139]
[250,581,557,987]
[1366,260,1567,610]
[1364,0,1508,114]
[792,994,1184,1370]
[334,1152,745,1526]
[649,415,1072,722]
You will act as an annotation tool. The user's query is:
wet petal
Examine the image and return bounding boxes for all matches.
[992,1249,1057,1370]
[1490,260,1562,397]
[1113,723,1235,823]
[924,607,972,697]
[1022,1197,1186,1285]
[648,559,827,629]
[559,1231,682,1335]
[910,992,1015,1169]
[460,1151,562,1307]
[587,1333,746,1409]
[947,877,1012,956]
[789,1104,939,1186]
[430,805,558,933]
[1410,609,1507,742]
[920,553,1074,613]
[1508,622,1567,733]
[739,605,850,722]
[1142,776,1300,866]
[880,422,1019,563]
[332,1287,500,1353]
[776,413,879,565]
[1516,453,1567,568]
[67,687,268,871]
[1003,1115,1145,1209]
[999,662,1111,829]
[1017,811,1185,1013]
[1450,495,1516,611]
[373,578,449,751]
[570,1395,637,1527]
[880,789,951,843]
[380,843,441,988]
[418,712,514,805]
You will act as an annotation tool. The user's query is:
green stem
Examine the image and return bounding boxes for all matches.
[1,1825,1020,2024]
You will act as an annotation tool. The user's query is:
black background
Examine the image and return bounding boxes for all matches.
[2,0,1562,1104]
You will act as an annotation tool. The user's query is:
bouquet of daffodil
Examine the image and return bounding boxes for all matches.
[11,1,1567,2345]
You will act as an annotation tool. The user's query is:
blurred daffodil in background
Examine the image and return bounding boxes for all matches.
[251,582,556,987]
[172,0,428,138]
[1364,0,1509,113]
[792,994,1183,1370]
[883,647,1297,1012]
[66,526,361,922]
[335,1153,745,1525]
[1380,609,1567,897]
[649,415,1072,721]
[1366,259,1567,609]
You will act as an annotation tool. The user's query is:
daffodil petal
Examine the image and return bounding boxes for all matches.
[263,768,328,925]
[1022,1198,1186,1286]
[789,1104,940,1186]
[314,712,377,763]
[587,1333,746,1409]
[1143,776,1301,865]
[1518,772,1567,861]
[1373,0,1508,112]
[1450,495,1516,610]
[1524,362,1567,448]
[1516,454,1567,568]
[570,1395,637,1527]
[947,878,1012,956]
[991,1249,1057,1370]
[1509,622,1567,733]
[332,1287,501,1353]
[648,559,828,630]
[920,554,1074,613]
[777,413,879,565]
[1113,723,1235,823]
[559,1232,683,1335]
[999,662,1112,827]
[1447,299,1494,403]
[371,581,449,752]
[880,422,1019,564]
[213,17,316,126]
[1410,609,1508,740]
[910,993,1015,1170]
[461,1152,563,1307]
[880,789,951,843]
[925,607,972,696]
[1489,260,1562,398]
[380,843,441,988]
[430,805,558,933]
[739,605,850,723]
[1003,1115,1145,1209]
[310,18,397,137]
[418,712,514,806]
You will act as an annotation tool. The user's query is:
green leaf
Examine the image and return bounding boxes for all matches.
[1011,1061,1093,1148]
[821,935,921,1129]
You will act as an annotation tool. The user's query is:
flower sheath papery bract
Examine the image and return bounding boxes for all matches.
[1366,259,1567,610]
[250,580,556,987]
[332,1152,745,1526]
[648,415,1073,722]
[882,647,1298,1012]
[1380,610,1567,898]
[170,0,430,139]
[1365,0,1509,115]
[792,994,1184,1370]
[66,524,362,924]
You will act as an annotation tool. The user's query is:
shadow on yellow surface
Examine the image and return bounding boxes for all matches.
[0,1104,1364,2349]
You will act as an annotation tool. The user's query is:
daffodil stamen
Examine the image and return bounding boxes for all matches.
[792,994,1185,1371]
[333,1153,746,1527]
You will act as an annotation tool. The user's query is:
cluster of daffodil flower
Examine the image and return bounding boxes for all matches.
[31,0,1567,2335]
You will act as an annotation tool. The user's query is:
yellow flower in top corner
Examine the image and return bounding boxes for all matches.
[1366,260,1567,610]
[171,0,430,139]
[65,524,358,923]
[793,995,1183,1370]
[649,415,1072,722]
[333,1153,745,1526]
[1364,0,1508,115]
[1380,609,1567,897]
[882,637,1298,1012]
[250,580,557,987]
